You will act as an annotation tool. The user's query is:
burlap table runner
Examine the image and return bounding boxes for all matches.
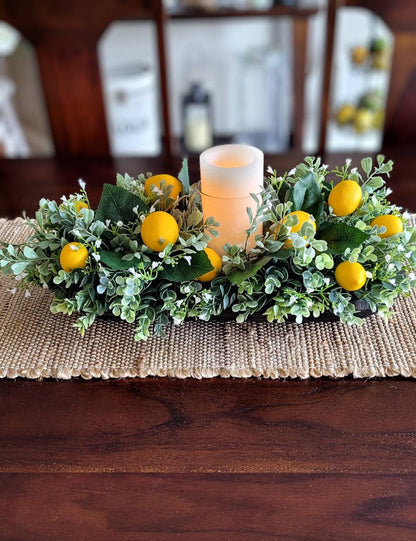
[1,218,415,380]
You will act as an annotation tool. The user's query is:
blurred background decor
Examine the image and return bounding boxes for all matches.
[0,0,416,217]
[325,7,393,152]
[0,0,410,160]
[0,21,50,157]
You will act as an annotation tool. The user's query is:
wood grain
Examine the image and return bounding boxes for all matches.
[1,378,416,475]
[0,146,415,219]
[1,472,416,540]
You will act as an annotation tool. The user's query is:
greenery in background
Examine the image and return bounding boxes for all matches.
[1,156,415,340]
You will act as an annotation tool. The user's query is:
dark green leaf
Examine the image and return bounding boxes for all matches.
[227,250,291,285]
[99,250,140,270]
[277,179,291,201]
[228,256,272,285]
[95,184,148,223]
[158,250,213,282]
[288,172,324,224]
[317,222,370,255]
[322,180,333,202]
[178,158,190,195]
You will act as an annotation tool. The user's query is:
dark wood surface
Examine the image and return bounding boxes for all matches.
[0,145,415,219]
[1,148,416,539]
[1,378,416,540]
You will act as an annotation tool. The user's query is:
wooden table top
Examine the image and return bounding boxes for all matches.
[1,145,415,218]
[1,147,416,540]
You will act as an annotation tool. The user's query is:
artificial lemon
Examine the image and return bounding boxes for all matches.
[351,45,369,65]
[279,210,316,247]
[74,201,89,214]
[197,248,222,282]
[328,180,362,216]
[141,211,179,252]
[372,109,385,130]
[354,108,374,133]
[372,50,390,71]
[144,174,182,200]
[336,104,356,126]
[59,242,89,273]
[371,215,403,238]
[335,261,367,291]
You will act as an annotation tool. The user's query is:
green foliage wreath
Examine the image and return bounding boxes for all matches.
[1,155,415,341]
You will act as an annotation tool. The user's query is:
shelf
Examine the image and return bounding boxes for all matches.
[167,5,319,20]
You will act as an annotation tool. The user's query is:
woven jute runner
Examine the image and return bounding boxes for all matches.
[1,218,415,380]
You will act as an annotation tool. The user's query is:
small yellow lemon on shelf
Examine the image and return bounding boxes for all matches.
[59,242,89,273]
[371,215,403,238]
[354,108,374,133]
[197,247,222,282]
[372,50,391,71]
[328,180,362,216]
[144,174,182,200]
[279,210,316,247]
[351,45,369,65]
[74,201,89,215]
[141,211,179,252]
[335,261,367,292]
[336,103,356,125]
[372,109,385,130]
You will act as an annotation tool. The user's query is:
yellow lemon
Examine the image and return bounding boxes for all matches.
[279,210,316,247]
[371,215,403,238]
[197,248,222,282]
[141,211,179,252]
[351,45,369,65]
[336,104,356,125]
[59,242,88,273]
[335,261,367,291]
[372,50,391,71]
[328,180,362,216]
[354,108,374,133]
[372,109,385,130]
[144,174,182,200]
[74,201,89,215]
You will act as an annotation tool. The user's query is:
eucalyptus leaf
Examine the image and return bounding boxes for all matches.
[178,158,190,195]
[23,246,38,259]
[11,261,30,274]
[377,154,385,166]
[187,209,203,228]
[158,251,213,282]
[361,157,372,175]
[317,222,370,255]
[95,184,148,224]
[365,176,384,190]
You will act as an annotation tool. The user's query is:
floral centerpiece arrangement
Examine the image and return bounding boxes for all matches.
[1,155,415,341]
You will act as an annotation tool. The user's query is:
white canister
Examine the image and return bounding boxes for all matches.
[103,65,161,156]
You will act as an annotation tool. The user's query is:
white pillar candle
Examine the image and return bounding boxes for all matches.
[200,144,264,255]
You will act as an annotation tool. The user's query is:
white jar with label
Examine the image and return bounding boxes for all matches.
[103,64,161,156]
